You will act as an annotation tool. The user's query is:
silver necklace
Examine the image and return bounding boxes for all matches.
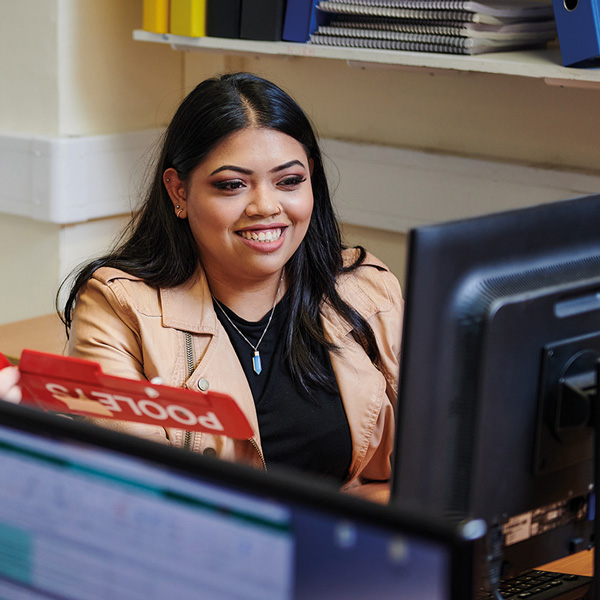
[212,277,283,375]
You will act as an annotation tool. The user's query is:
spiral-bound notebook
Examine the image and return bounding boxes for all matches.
[309,33,550,53]
[317,15,556,38]
[316,0,554,23]
[311,0,555,54]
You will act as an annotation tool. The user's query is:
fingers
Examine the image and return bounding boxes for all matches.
[0,366,22,403]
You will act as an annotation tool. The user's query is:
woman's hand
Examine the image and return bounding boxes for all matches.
[0,366,22,403]
[343,481,391,504]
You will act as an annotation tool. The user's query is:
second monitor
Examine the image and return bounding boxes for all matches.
[391,193,600,583]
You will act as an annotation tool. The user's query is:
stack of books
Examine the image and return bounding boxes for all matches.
[143,0,289,41]
[309,0,557,55]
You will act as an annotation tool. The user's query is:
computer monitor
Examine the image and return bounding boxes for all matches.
[0,399,482,600]
[391,193,600,584]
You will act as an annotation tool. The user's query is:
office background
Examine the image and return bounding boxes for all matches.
[1,0,599,326]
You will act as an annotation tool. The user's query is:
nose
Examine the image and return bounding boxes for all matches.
[245,185,281,218]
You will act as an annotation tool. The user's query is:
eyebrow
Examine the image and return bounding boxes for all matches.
[209,159,306,177]
[270,159,306,173]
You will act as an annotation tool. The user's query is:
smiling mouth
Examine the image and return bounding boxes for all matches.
[238,228,283,242]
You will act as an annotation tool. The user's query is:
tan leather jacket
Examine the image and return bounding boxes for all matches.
[68,249,403,491]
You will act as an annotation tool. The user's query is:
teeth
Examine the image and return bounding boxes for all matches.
[239,228,282,242]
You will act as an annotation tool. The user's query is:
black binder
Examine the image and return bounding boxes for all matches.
[206,0,242,38]
[240,0,287,41]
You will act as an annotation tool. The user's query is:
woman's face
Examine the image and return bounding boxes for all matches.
[165,127,314,288]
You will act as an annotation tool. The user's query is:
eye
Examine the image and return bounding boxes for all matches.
[278,175,307,189]
[213,179,246,192]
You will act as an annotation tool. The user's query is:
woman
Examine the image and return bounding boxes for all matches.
[60,72,403,496]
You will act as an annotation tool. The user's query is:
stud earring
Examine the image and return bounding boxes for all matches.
[166,178,170,182]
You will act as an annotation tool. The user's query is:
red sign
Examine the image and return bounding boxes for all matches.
[2,349,253,440]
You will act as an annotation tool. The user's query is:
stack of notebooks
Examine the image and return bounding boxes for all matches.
[309,0,557,55]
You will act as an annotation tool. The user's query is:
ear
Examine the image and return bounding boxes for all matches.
[163,168,187,218]
[309,158,314,176]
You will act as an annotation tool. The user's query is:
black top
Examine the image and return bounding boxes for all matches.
[214,293,352,483]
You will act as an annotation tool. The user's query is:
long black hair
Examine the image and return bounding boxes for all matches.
[60,72,380,392]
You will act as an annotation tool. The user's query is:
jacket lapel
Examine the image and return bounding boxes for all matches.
[321,252,390,480]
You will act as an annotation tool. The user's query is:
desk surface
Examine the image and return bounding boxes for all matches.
[539,550,593,577]
[0,313,67,360]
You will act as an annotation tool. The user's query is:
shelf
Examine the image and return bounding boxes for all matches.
[133,29,600,88]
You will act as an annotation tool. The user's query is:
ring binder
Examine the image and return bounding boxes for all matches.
[551,0,600,66]
[207,0,242,38]
[283,0,320,42]
[240,0,287,40]
[170,0,207,37]
[143,0,170,33]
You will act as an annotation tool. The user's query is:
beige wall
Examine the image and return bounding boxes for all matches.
[184,54,600,172]
[341,223,408,287]
[181,52,600,285]
[0,0,598,325]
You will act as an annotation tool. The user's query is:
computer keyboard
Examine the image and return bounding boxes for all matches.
[477,569,593,600]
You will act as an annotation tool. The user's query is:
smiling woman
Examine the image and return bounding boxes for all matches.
[163,127,314,314]
[52,72,404,498]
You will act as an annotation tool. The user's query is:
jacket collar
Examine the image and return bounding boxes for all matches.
[160,267,219,334]
[321,250,390,341]
[159,250,390,337]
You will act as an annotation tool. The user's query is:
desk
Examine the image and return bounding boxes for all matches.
[539,550,593,577]
[0,313,67,360]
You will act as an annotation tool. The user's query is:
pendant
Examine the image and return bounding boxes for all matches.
[252,351,262,375]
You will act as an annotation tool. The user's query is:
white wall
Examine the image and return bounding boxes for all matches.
[0,215,60,320]
[0,2,60,135]
[0,0,183,324]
